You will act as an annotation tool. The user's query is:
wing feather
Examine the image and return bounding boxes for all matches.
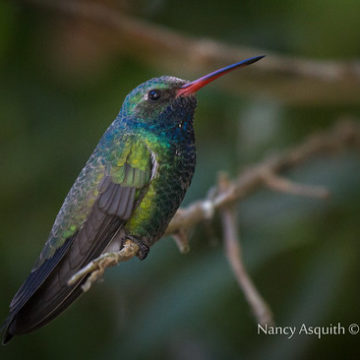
[2,140,155,343]
[8,235,75,314]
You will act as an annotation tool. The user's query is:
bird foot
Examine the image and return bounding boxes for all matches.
[67,240,139,292]
[126,236,150,260]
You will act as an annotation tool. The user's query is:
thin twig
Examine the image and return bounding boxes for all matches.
[166,119,360,235]
[219,173,274,326]
[25,0,360,105]
[68,240,139,291]
[172,229,190,254]
[262,171,330,199]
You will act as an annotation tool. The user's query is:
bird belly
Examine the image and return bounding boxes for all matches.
[124,144,195,246]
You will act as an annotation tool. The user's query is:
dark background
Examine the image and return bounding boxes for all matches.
[1,1,360,359]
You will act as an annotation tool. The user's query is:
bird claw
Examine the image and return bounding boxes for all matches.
[126,236,150,260]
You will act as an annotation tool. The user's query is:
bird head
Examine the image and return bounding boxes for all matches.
[121,55,265,127]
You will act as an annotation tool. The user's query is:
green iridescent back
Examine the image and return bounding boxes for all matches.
[2,75,198,343]
[40,76,197,261]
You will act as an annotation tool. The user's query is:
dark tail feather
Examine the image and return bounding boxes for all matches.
[26,283,85,333]
[1,314,16,345]
[1,277,86,345]
[2,192,129,344]
[2,215,123,344]
[3,333,14,345]
[1,284,83,345]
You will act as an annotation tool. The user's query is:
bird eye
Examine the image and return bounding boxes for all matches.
[148,89,161,101]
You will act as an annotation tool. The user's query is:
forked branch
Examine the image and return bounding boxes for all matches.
[69,119,360,323]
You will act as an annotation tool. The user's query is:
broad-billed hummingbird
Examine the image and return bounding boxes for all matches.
[1,55,264,344]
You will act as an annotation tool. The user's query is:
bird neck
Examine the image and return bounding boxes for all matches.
[113,103,196,144]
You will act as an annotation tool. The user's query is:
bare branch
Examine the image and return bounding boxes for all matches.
[166,119,360,235]
[68,119,360,293]
[26,0,360,105]
[219,173,274,326]
[68,240,139,291]
[262,171,330,199]
[172,229,191,254]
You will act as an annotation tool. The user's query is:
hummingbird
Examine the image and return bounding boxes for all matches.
[1,55,264,344]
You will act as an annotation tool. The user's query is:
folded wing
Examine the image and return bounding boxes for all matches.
[2,140,153,343]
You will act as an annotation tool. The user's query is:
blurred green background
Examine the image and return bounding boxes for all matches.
[1,1,360,359]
